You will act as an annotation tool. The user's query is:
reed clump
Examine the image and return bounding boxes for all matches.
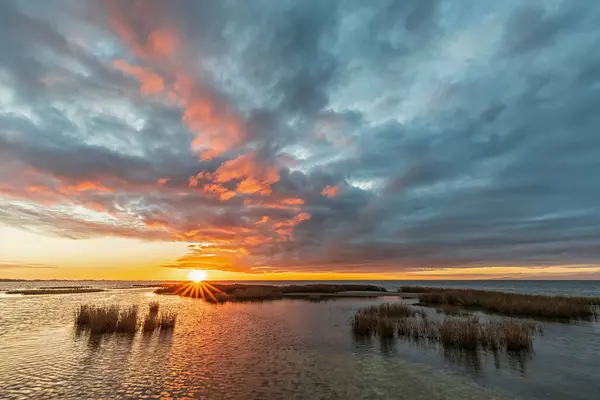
[116,305,139,333]
[417,289,598,320]
[87,305,120,334]
[148,301,160,314]
[352,302,422,337]
[351,305,540,352]
[74,303,174,334]
[142,313,158,332]
[158,312,177,330]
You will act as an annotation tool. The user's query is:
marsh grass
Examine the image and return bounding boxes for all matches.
[148,301,160,314]
[158,312,177,330]
[352,302,423,337]
[437,304,473,316]
[8,288,104,295]
[88,305,120,334]
[116,305,139,333]
[400,286,449,293]
[359,303,421,318]
[352,305,540,352]
[413,288,599,320]
[228,287,284,302]
[74,303,171,334]
[142,314,158,333]
[153,285,179,295]
[155,283,388,301]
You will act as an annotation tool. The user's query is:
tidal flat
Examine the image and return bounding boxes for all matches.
[1,281,600,399]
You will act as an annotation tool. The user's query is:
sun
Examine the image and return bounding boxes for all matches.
[188,269,207,282]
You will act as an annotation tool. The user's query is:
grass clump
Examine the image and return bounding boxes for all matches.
[148,301,160,314]
[416,289,599,320]
[116,305,139,333]
[142,314,158,332]
[439,318,480,350]
[158,312,177,330]
[351,304,540,352]
[74,303,172,334]
[352,302,422,337]
[87,305,120,334]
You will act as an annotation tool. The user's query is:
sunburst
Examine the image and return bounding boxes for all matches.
[172,279,227,302]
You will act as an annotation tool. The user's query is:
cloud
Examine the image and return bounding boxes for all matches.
[1,0,600,274]
[0,262,57,270]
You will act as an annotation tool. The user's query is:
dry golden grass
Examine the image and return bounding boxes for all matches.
[87,305,120,334]
[74,303,170,334]
[148,301,160,314]
[351,305,540,352]
[411,288,599,320]
[116,305,139,333]
[142,314,158,332]
[352,302,423,337]
[158,312,177,330]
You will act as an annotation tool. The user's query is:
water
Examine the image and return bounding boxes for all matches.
[3,279,600,296]
[1,281,599,399]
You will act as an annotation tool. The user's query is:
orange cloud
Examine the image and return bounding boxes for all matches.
[26,185,53,194]
[57,180,113,195]
[256,216,270,225]
[113,59,165,95]
[157,178,170,185]
[243,197,304,211]
[212,152,280,196]
[144,219,168,229]
[321,185,340,198]
[147,28,180,57]
[202,183,237,201]
[104,1,245,160]
[82,202,106,213]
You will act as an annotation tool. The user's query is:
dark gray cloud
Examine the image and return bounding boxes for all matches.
[1,0,600,274]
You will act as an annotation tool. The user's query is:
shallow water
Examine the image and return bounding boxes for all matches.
[0,287,599,399]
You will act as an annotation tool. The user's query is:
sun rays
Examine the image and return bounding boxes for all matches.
[172,280,227,303]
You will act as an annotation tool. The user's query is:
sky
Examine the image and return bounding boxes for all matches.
[1,0,600,281]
